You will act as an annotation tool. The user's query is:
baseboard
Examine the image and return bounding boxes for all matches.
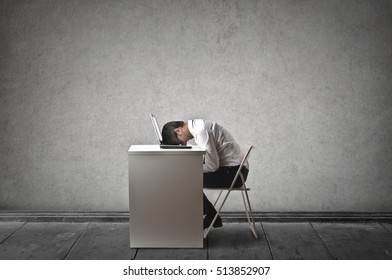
[0,211,129,223]
[223,212,392,223]
[0,211,391,223]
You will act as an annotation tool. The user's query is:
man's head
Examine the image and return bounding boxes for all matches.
[162,121,192,145]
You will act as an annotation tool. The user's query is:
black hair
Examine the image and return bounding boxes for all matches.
[162,121,184,144]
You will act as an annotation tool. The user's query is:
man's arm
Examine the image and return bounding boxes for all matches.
[195,129,220,172]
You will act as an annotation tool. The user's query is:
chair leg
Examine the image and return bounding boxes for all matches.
[241,189,252,226]
[204,189,232,239]
[213,190,224,207]
[242,187,259,238]
[205,185,258,238]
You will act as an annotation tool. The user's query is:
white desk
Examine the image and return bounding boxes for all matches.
[128,145,206,248]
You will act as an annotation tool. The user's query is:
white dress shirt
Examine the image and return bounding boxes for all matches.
[188,119,248,173]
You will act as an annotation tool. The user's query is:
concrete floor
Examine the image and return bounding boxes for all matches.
[1,222,392,260]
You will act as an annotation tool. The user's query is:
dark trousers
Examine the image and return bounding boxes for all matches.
[203,166,249,217]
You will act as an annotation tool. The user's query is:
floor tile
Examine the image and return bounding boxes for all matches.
[263,222,332,259]
[135,242,208,260]
[65,222,136,260]
[208,223,272,260]
[0,222,25,243]
[381,223,392,235]
[313,223,392,260]
[0,222,87,260]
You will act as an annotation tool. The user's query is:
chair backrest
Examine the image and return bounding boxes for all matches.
[240,145,253,167]
[228,145,254,190]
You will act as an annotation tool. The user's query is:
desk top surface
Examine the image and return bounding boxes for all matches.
[128,145,206,154]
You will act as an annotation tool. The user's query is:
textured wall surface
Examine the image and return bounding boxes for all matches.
[1,0,391,211]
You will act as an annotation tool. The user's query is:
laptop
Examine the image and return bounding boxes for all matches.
[150,114,192,149]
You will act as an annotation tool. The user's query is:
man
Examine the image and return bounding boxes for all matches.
[162,119,249,229]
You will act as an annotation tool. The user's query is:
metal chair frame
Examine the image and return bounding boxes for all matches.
[204,145,258,239]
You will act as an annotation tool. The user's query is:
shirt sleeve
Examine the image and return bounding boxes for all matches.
[195,128,220,172]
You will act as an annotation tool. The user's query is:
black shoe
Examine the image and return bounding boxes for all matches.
[203,215,223,229]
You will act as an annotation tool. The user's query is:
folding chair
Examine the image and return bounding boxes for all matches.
[204,145,258,239]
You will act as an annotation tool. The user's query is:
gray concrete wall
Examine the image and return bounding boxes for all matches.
[1,0,391,212]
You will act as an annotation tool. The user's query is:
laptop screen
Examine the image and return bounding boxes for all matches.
[150,114,163,143]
